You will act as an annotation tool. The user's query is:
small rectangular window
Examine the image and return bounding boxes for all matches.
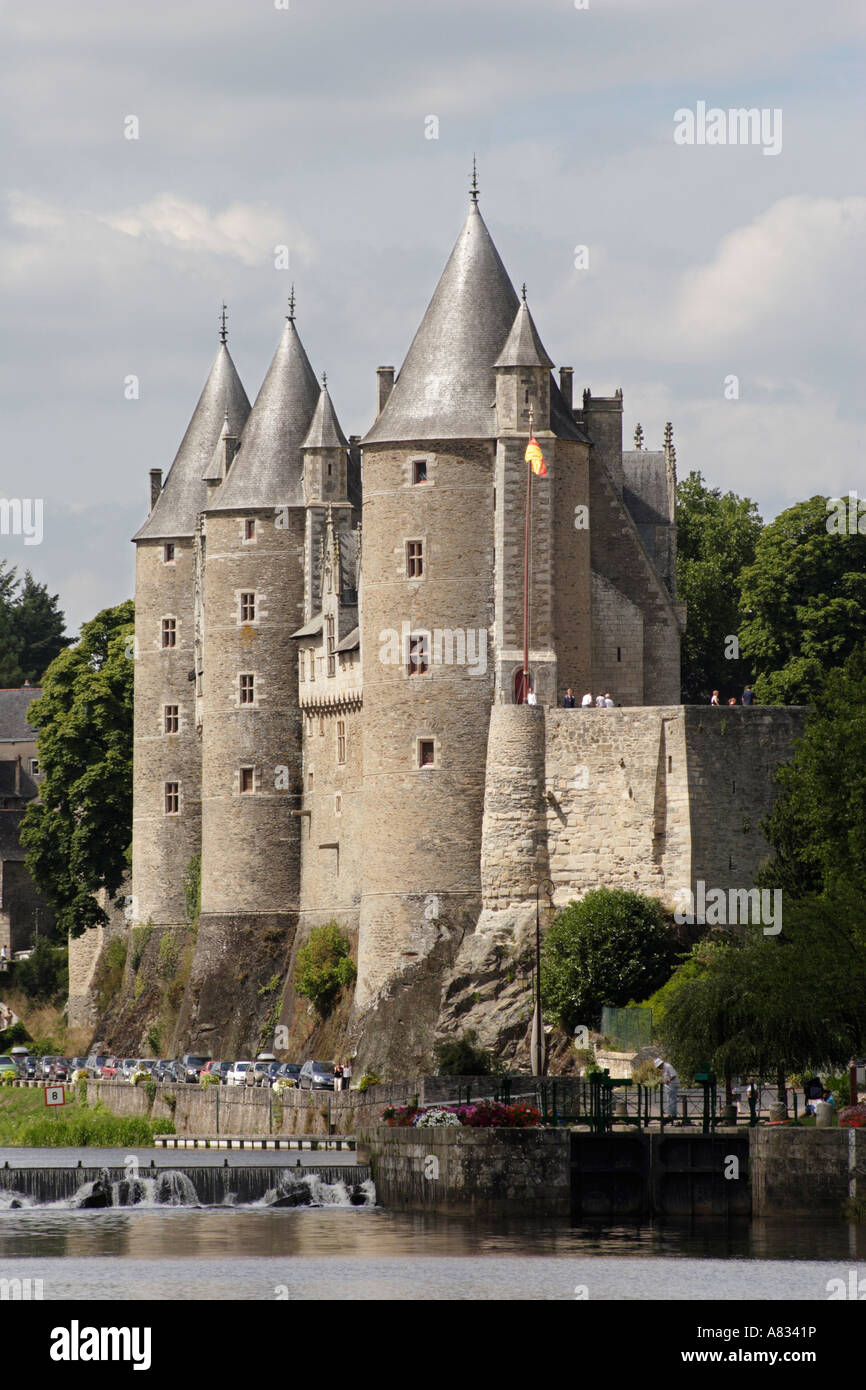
[29,759,39,776]
[413,459,427,485]
[240,767,254,794]
[164,705,179,734]
[334,793,343,815]
[164,782,180,815]
[617,647,622,662]
[406,540,424,579]
[408,634,428,676]
[240,592,256,623]
[163,542,175,564]
[305,715,313,737]
[337,720,346,764]
[308,770,314,791]
[326,616,335,678]
[244,518,256,542]
[419,739,435,768]
[239,674,255,705]
[161,618,177,648]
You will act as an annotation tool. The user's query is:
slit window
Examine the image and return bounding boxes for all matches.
[240,767,254,794]
[337,720,346,764]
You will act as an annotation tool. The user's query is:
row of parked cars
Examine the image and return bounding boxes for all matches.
[0,1050,340,1090]
[81,1055,340,1089]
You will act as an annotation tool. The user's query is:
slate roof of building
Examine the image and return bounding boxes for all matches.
[301,383,349,450]
[0,688,42,742]
[363,201,587,445]
[494,299,554,369]
[134,343,251,541]
[209,318,320,513]
[335,626,360,653]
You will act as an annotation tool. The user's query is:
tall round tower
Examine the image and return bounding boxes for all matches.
[197,304,319,950]
[131,328,250,929]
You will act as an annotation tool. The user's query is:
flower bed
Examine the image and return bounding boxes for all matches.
[839,1103,866,1129]
[381,1101,541,1129]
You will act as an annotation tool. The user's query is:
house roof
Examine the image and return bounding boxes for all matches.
[0,687,42,742]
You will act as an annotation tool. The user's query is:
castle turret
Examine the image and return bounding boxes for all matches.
[131,325,250,929]
[197,302,319,947]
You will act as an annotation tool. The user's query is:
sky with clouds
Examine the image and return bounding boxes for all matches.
[1,0,864,636]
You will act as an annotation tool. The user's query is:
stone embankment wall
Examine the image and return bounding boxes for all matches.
[751,1128,865,1216]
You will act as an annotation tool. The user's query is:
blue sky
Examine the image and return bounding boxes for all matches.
[1,0,864,633]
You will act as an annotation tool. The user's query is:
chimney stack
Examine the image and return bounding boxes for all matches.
[559,367,574,412]
[376,366,395,417]
[149,469,163,510]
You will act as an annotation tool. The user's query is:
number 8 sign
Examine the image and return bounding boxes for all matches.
[44,1085,65,1107]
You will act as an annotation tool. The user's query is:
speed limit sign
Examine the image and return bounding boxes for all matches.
[44,1085,66,1107]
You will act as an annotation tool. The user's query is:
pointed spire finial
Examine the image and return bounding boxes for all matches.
[287,284,296,322]
[664,421,676,466]
[521,282,527,303]
[322,370,327,388]
[219,302,228,344]
[634,423,644,450]
[470,153,479,205]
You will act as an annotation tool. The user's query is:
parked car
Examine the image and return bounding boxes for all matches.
[86,1054,107,1077]
[0,1056,18,1080]
[152,1059,171,1082]
[252,1061,274,1087]
[120,1059,139,1082]
[22,1056,39,1080]
[99,1058,120,1079]
[226,1061,255,1087]
[163,1061,185,1085]
[271,1062,301,1089]
[42,1056,70,1082]
[178,1055,210,1084]
[298,1061,336,1091]
[200,1061,230,1084]
[136,1059,158,1074]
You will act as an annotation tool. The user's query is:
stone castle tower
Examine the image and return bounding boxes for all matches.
[129,187,798,1071]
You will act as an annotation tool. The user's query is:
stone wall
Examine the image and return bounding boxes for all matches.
[68,886,129,1034]
[357,1123,572,1215]
[751,1128,865,1216]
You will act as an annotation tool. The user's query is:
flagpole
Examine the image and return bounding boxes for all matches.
[522,407,533,703]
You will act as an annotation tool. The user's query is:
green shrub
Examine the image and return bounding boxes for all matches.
[822,1072,851,1108]
[183,853,201,933]
[145,1024,161,1054]
[157,929,179,981]
[200,1073,220,1088]
[294,922,356,1017]
[358,1072,381,1093]
[14,939,68,1003]
[541,889,678,1033]
[95,936,128,1013]
[18,1102,174,1147]
[433,1030,500,1077]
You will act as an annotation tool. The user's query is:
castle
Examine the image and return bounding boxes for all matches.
[127,187,804,1072]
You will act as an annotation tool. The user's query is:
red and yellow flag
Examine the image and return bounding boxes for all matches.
[525,436,547,477]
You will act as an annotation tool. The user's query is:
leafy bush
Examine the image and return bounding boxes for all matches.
[183,853,201,932]
[294,922,356,1017]
[413,1107,462,1128]
[541,889,678,1033]
[200,1073,220,1089]
[14,938,68,1003]
[157,929,179,981]
[822,1072,851,1108]
[433,1030,500,1076]
[95,936,127,1013]
[358,1072,381,1093]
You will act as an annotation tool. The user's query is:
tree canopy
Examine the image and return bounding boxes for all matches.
[675,470,763,703]
[738,497,866,705]
[19,601,134,937]
[0,561,71,686]
[541,888,678,1033]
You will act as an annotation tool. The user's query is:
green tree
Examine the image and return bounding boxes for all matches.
[759,644,866,899]
[294,921,356,1017]
[13,938,69,1004]
[738,497,866,704]
[19,601,134,937]
[540,888,678,1032]
[0,561,70,686]
[433,1030,500,1076]
[675,471,763,703]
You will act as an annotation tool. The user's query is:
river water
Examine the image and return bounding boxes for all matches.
[0,1147,863,1300]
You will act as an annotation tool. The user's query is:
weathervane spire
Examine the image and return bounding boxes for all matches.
[287,284,296,322]
[470,154,479,205]
[219,302,228,344]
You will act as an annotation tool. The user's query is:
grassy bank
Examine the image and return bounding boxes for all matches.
[0,1086,174,1147]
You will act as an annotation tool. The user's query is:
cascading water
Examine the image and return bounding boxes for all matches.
[0,1164,375,1209]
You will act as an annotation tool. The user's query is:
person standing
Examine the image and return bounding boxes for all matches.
[604,693,614,708]
[333,1062,343,1091]
[342,1059,352,1091]
[581,691,593,708]
[595,693,605,707]
[655,1057,680,1121]
[563,688,576,708]
[742,685,755,706]
[710,691,720,706]
[526,687,537,706]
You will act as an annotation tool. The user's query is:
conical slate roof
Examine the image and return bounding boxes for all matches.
[134,343,250,541]
[302,382,349,450]
[363,202,520,443]
[209,316,320,511]
[494,299,554,369]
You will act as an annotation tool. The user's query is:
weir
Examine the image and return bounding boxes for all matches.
[0,1163,374,1207]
